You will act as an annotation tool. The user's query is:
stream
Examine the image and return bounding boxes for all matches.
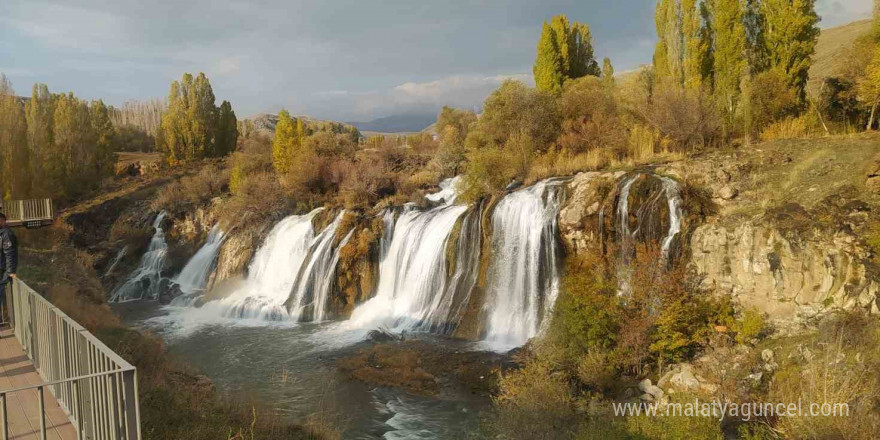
[116,302,491,439]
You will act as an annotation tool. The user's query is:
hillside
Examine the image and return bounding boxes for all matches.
[349,112,437,134]
[807,19,873,95]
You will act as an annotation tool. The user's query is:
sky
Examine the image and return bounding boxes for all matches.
[0,0,873,122]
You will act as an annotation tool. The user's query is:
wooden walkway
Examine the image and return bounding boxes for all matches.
[0,328,77,440]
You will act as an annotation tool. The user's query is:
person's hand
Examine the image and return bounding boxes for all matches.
[8,273,15,279]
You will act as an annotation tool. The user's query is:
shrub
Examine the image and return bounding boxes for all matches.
[151,163,229,215]
[747,69,801,135]
[479,80,561,149]
[492,360,576,440]
[459,146,516,202]
[640,85,721,151]
[733,307,768,345]
[547,255,619,361]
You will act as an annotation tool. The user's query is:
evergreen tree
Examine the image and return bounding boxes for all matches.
[534,22,565,94]
[602,58,615,89]
[214,100,238,157]
[760,0,819,103]
[0,75,30,199]
[569,22,601,78]
[712,0,748,118]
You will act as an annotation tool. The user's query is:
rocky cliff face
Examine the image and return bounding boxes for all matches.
[559,137,880,329]
[691,220,879,320]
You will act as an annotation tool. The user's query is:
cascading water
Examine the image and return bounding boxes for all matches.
[614,173,684,293]
[347,177,469,333]
[214,209,320,320]
[483,180,563,350]
[110,212,168,302]
[103,246,128,278]
[659,176,682,259]
[173,225,226,296]
[424,204,483,334]
[287,211,351,322]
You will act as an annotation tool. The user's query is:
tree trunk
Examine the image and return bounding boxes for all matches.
[869,101,879,131]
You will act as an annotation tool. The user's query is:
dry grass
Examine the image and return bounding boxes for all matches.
[769,311,880,439]
[760,116,819,141]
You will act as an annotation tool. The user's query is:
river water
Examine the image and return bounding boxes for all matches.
[117,302,491,439]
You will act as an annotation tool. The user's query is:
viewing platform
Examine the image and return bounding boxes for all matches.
[0,278,141,439]
[0,200,54,228]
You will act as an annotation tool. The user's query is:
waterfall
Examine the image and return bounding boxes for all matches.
[103,246,128,278]
[659,176,682,259]
[347,177,469,332]
[379,208,397,262]
[181,208,353,323]
[424,203,482,334]
[483,180,563,350]
[173,225,225,295]
[213,209,321,320]
[110,211,168,302]
[287,211,351,322]
[615,173,684,294]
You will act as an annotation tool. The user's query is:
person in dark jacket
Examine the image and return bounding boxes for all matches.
[0,212,18,327]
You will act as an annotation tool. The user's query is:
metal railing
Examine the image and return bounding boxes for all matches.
[2,278,141,439]
[0,199,54,227]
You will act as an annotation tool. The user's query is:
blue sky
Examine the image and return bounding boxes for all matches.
[0,0,872,121]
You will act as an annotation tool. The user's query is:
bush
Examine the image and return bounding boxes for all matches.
[546,255,619,362]
[640,85,721,151]
[733,307,767,345]
[492,360,575,440]
[459,146,516,202]
[747,69,801,136]
[479,80,561,149]
[151,163,228,215]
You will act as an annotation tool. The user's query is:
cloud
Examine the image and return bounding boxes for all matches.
[0,0,658,119]
[303,73,533,121]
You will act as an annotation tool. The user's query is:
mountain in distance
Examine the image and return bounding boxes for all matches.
[349,112,438,134]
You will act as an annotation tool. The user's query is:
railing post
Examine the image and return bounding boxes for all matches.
[122,369,140,440]
[1,393,7,440]
[38,385,46,440]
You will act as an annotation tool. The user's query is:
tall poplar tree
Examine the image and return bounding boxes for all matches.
[534,22,565,94]
[534,15,600,93]
[90,99,117,178]
[0,76,30,199]
[760,0,819,103]
[712,0,748,117]
[272,110,306,174]
[159,72,233,162]
[602,58,616,89]
[654,0,675,83]
[26,84,54,197]
[683,0,705,88]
